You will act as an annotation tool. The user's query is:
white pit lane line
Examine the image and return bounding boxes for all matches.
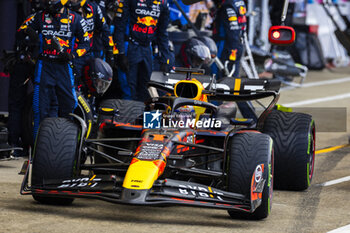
[283,93,350,107]
[328,223,350,233]
[281,76,350,91]
[317,176,350,187]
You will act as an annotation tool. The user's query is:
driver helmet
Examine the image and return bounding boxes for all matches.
[174,106,196,127]
[195,36,217,65]
[43,0,69,14]
[82,58,113,96]
[181,38,211,68]
[69,0,87,11]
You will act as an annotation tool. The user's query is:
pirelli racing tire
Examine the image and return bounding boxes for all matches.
[31,118,80,205]
[96,99,144,164]
[98,99,145,124]
[263,110,315,191]
[227,132,273,220]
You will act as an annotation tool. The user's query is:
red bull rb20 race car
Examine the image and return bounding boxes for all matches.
[21,68,315,220]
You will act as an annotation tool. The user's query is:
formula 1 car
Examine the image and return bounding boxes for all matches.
[20,68,315,220]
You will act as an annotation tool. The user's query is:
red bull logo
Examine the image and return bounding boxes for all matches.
[109,36,114,47]
[137,16,158,27]
[229,49,237,61]
[239,6,246,15]
[76,49,87,57]
[56,36,70,47]
[133,24,156,34]
[45,38,52,45]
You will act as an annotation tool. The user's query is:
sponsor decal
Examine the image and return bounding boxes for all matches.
[78,96,91,113]
[238,15,247,23]
[56,36,70,47]
[42,30,72,37]
[60,18,71,24]
[235,1,245,7]
[137,143,164,160]
[135,9,160,17]
[45,17,52,24]
[19,25,28,30]
[86,13,93,18]
[228,16,237,21]
[60,24,68,30]
[255,165,263,183]
[229,49,237,61]
[23,15,35,24]
[109,36,114,46]
[177,184,224,200]
[76,49,87,57]
[57,176,101,188]
[239,6,246,15]
[137,16,158,26]
[132,24,157,34]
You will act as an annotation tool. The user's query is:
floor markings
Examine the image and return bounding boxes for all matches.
[284,93,350,107]
[282,76,350,91]
[316,144,350,155]
[318,176,350,187]
[328,223,350,233]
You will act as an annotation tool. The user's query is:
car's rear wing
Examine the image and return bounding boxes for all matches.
[149,71,281,100]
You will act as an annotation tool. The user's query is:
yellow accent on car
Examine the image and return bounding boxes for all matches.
[123,160,160,190]
[234,118,248,122]
[101,108,114,112]
[276,104,293,112]
[174,79,204,101]
[86,120,92,139]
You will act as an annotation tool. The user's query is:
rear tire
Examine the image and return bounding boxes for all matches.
[227,132,273,220]
[98,99,144,124]
[263,110,315,191]
[31,117,80,205]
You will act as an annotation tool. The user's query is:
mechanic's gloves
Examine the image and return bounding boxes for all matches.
[59,52,74,62]
[160,63,169,73]
[116,53,129,73]
[105,50,115,68]
[25,27,39,44]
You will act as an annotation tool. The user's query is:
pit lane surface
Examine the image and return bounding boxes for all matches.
[2,68,350,233]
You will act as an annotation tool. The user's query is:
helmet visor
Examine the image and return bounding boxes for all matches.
[93,76,112,95]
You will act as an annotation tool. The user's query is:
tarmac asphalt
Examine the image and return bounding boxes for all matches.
[1,67,350,233]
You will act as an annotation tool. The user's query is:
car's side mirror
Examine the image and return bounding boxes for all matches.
[268,26,296,45]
